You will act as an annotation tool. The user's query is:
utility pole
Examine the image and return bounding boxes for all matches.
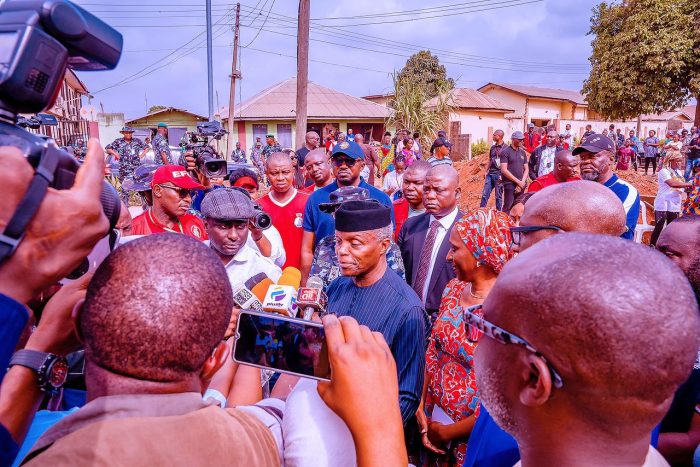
[205,0,214,120]
[226,3,241,157]
[295,0,310,149]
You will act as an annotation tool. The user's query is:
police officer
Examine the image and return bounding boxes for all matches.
[152,122,174,165]
[261,133,282,159]
[231,141,247,163]
[122,163,160,209]
[311,186,405,289]
[105,126,148,201]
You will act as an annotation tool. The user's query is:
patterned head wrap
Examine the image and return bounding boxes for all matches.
[454,208,514,274]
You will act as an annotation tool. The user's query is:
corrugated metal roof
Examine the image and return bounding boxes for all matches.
[424,88,514,112]
[479,82,587,106]
[221,78,392,121]
[126,107,208,123]
[640,109,693,121]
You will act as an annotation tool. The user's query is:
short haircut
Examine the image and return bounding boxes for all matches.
[495,233,699,435]
[406,160,431,176]
[370,225,393,242]
[229,167,259,186]
[81,234,232,381]
[266,151,293,169]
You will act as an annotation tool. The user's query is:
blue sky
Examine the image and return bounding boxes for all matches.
[74,0,600,119]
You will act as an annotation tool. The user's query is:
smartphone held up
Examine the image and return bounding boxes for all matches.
[233,310,331,382]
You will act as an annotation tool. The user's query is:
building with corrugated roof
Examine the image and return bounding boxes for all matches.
[220,78,392,150]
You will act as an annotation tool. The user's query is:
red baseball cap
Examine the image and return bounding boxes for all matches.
[151,165,204,190]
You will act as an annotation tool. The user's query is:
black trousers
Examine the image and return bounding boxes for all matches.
[650,211,679,246]
[502,182,517,213]
[644,157,657,174]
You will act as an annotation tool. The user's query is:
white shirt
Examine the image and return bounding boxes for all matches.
[563,129,573,146]
[247,224,286,268]
[205,240,282,291]
[382,170,404,199]
[422,207,459,302]
[538,146,557,177]
[654,167,684,212]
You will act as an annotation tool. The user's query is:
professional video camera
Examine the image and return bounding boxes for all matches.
[0,0,123,264]
[180,121,228,179]
[251,202,272,230]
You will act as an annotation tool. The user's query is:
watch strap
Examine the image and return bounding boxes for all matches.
[9,349,49,372]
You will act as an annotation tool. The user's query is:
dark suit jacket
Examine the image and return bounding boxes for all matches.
[397,210,463,314]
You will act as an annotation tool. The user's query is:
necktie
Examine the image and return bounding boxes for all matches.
[413,220,441,301]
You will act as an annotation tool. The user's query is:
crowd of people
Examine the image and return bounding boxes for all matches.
[0,118,699,467]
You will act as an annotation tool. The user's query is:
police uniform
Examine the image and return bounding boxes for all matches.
[261,142,282,159]
[250,145,266,183]
[231,148,247,163]
[106,128,146,201]
[151,133,174,165]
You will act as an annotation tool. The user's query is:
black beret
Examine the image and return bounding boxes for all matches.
[335,200,391,233]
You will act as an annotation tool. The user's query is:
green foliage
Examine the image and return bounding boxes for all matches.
[387,51,456,152]
[471,139,490,157]
[394,50,455,99]
[583,0,700,121]
[148,105,167,114]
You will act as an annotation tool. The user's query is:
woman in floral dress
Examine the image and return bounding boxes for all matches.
[417,208,515,466]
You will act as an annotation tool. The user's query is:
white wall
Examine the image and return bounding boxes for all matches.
[97,113,125,145]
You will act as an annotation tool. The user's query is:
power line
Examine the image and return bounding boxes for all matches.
[242,0,276,47]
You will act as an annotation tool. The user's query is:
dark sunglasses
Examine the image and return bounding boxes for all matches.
[159,184,194,199]
[509,225,563,246]
[332,156,358,167]
[463,304,564,388]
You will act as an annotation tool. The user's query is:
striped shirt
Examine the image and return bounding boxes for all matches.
[427,156,453,167]
[326,267,428,423]
[604,174,640,240]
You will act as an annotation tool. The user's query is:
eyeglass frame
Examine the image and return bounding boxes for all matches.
[158,184,195,199]
[462,303,564,389]
[331,155,359,167]
[509,225,563,246]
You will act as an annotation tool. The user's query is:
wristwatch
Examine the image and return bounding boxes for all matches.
[9,349,69,393]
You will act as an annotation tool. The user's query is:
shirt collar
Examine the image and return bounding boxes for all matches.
[430,206,459,229]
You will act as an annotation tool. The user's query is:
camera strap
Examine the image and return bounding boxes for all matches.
[0,145,58,264]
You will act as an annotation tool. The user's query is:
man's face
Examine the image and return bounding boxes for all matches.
[578,150,611,182]
[512,138,523,149]
[157,128,167,136]
[236,142,241,149]
[402,169,426,208]
[435,145,450,158]
[630,131,635,137]
[657,222,700,278]
[528,126,534,133]
[116,207,133,236]
[650,131,656,137]
[354,135,364,145]
[493,132,503,143]
[554,154,579,180]
[586,125,591,131]
[306,132,320,148]
[304,153,331,185]
[266,158,294,194]
[335,230,387,277]
[566,124,571,130]
[383,135,391,145]
[545,131,557,147]
[394,159,406,171]
[123,132,133,141]
[337,133,346,142]
[332,155,362,186]
[266,137,274,145]
[205,218,249,258]
[154,184,191,217]
[423,172,459,217]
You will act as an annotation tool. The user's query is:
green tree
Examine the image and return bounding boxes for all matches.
[394,50,455,100]
[582,0,699,124]
[148,105,167,114]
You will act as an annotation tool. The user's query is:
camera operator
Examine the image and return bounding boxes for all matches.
[105,126,149,202]
[131,165,207,240]
[152,122,174,165]
[201,188,282,287]
[188,149,227,214]
[229,168,286,268]
[0,141,109,463]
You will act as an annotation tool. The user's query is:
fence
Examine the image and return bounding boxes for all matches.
[27,118,91,146]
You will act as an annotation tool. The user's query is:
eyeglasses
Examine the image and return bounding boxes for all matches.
[332,157,358,167]
[510,225,563,246]
[159,184,194,199]
[463,304,564,388]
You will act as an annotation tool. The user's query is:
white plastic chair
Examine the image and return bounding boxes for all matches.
[634,201,655,243]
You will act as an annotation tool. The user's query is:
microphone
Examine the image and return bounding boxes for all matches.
[251,278,274,303]
[297,275,327,320]
[263,267,301,317]
[232,273,271,311]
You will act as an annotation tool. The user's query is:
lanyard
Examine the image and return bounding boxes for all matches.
[148,210,184,234]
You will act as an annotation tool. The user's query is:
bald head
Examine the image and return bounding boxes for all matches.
[354,134,364,144]
[81,234,232,382]
[517,181,625,251]
[423,165,460,217]
[657,215,700,298]
[551,150,579,182]
[476,233,699,443]
[266,151,293,168]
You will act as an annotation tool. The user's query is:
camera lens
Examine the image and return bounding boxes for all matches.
[255,212,272,230]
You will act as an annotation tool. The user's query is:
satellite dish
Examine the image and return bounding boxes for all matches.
[80,105,97,121]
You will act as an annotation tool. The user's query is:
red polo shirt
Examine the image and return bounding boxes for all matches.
[527,172,581,193]
[258,189,309,269]
[131,210,208,241]
[393,198,409,241]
